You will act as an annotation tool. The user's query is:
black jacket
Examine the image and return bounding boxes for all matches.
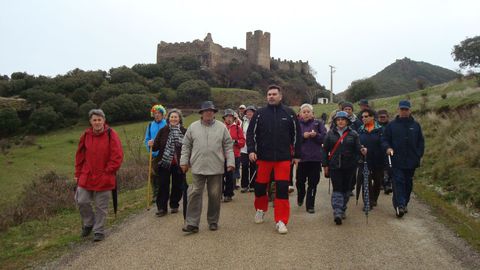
[247,104,302,161]
[322,127,362,169]
[381,116,424,169]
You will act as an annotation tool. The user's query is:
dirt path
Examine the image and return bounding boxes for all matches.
[52,177,480,270]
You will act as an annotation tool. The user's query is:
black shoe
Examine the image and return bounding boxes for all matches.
[93,233,105,242]
[81,226,93,237]
[307,208,315,214]
[334,216,342,225]
[209,223,218,231]
[298,201,303,207]
[182,225,199,233]
[171,208,179,214]
[395,206,405,218]
[371,201,377,207]
[404,207,408,214]
[385,187,393,195]
[348,191,354,197]
[156,209,167,217]
[223,196,232,202]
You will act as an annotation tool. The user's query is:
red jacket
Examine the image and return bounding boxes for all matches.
[225,122,245,158]
[75,125,124,191]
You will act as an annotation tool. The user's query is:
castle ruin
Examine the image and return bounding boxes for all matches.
[157,30,309,74]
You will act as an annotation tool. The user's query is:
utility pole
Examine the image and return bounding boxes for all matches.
[329,65,335,103]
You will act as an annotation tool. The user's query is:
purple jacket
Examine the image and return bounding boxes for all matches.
[299,118,327,162]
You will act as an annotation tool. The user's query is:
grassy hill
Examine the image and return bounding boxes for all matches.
[370,57,458,98]
[211,87,263,108]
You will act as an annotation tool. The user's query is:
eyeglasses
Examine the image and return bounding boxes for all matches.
[361,115,371,118]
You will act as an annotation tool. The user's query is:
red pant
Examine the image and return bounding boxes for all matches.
[254,160,291,224]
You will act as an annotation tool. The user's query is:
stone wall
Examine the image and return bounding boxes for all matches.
[271,58,309,74]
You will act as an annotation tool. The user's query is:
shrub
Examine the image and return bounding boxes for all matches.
[78,100,98,120]
[109,66,143,84]
[28,106,60,134]
[148,77,166,93]
[170,71,194,89]
[0,108,21,137]
[101,94,158,123]
[177,80,211,105]
[71,87,90,105]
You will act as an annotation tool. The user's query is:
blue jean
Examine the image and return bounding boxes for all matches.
[392,168,415,208]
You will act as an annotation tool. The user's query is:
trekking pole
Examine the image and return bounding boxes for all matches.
[328,177,331,195]
[146,147,153,210]
[248,170,257,188]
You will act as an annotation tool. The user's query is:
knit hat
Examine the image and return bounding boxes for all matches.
[341,102,353,110]
[150,104,166,117]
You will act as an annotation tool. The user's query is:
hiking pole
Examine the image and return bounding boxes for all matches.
[146,147,153,210]
[328,177,331,195]
[248,170,257,189]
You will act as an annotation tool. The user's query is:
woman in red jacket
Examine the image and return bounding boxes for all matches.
[75,109,124,242]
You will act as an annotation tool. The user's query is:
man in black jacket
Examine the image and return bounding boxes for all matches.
[247,85,302,234]
[381,100,424,218]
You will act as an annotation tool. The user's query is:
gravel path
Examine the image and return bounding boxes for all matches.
[52,176,480,270]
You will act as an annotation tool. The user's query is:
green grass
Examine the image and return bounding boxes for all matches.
[211,87,263,108]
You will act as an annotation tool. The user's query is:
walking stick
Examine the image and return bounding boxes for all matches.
[146,147,153,210]
[328,177,331,195]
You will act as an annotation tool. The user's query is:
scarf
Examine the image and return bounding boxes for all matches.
[159,125,184,168]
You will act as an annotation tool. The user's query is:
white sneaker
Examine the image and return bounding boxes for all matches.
[276,221,288,234]
[254,210,265,224]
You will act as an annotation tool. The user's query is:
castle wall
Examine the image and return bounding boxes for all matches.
[246,30,270,69]
[271,58,309,74]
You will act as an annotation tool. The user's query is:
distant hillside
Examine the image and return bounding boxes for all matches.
[370,57,458,97]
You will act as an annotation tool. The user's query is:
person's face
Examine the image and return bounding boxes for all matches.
[336,118,348,128]
[300,107,314,121]
[246,110,254,120]
[378,114,389,124]
[361,112,373,125]
[169,112,180,126]
[267,89,282,105]
[224,115,234,124]
[343,107,353,116]
[239,108,245,115]
[153,111,163,122]
[89,115,105,133]
[398,107,411,118]
[201,110,215,121]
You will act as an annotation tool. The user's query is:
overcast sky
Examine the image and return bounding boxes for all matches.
[0,0,478,93]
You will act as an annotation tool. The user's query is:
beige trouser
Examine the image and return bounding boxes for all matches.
[76,187,110,235]
[186,174,222,227]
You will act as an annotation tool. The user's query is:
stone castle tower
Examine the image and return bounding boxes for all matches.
[246,30,270,69]
[157,30,308,73]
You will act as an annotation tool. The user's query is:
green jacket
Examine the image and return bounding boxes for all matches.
[180,119,234,175]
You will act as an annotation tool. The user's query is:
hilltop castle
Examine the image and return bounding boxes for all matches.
[157,30,309,74]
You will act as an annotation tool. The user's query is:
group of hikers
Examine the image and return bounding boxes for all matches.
[74,84,424,241]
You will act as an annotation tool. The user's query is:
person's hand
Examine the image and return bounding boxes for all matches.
[147,140,154,147]
[323,167,329,178]
[303,132,310,139]
[227,166,235,172]
[293,158,300,165]
[180,165,189,174]
[310,130,317,137]
[249,152,257,162]
[386,148,394,156]
[361,147,368,156]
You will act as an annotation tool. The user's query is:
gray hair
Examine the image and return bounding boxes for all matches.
[166,108,184,125]
[88,109,106,119]
[300,103,314,111]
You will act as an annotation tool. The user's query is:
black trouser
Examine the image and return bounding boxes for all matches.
[289,162,294,186]
[331,167,356,193]
[357,167,384,206]
[296,161,321,210]
[223,163,234,197]
[240,153,257,189]
[156,164,184,212]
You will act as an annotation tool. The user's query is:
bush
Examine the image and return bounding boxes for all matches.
[109,66,143,84]
[0,171,76,231]
[78,100,98,120]
[132,63,163,79]
[148,77,166,93]
[101,94,158,123]
[71,87,90,105]
[28,106,60,134]
[170,71,194,89]
[177,80,211,105]
[0,108,21,137]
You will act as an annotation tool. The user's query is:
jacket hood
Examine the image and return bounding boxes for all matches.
[85,124,110,136]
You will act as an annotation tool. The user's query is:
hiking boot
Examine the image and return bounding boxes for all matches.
[384,187,392,195]
[334,216,342,225]
[241,188,248,193]
[395,206,405,218]
[156,209,167,217]
[171,208,179,214]
[307,208,315,214]
[81,225,93,237]
[276,221,288,234]
[182,225,199,233]
[209,223,218,231]
[254,209,265,224]
[223,196,232,202]
[93,233,105,242]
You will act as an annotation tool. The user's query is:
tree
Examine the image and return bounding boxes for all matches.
[0,108,21,137]
[101,94,157,123]
[109,66,143,84]
[29,106,60,134]
[177,80,211,105]
[170,71,194,89]
[132,64,163,79]
[345,79,379,102]
[71,87,90,105]
[78,100,97,120]
[452,36,480,69]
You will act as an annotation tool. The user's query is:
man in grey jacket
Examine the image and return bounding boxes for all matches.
[180,101,235,233]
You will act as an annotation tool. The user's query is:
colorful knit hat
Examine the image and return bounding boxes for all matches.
[150,104,166,117]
